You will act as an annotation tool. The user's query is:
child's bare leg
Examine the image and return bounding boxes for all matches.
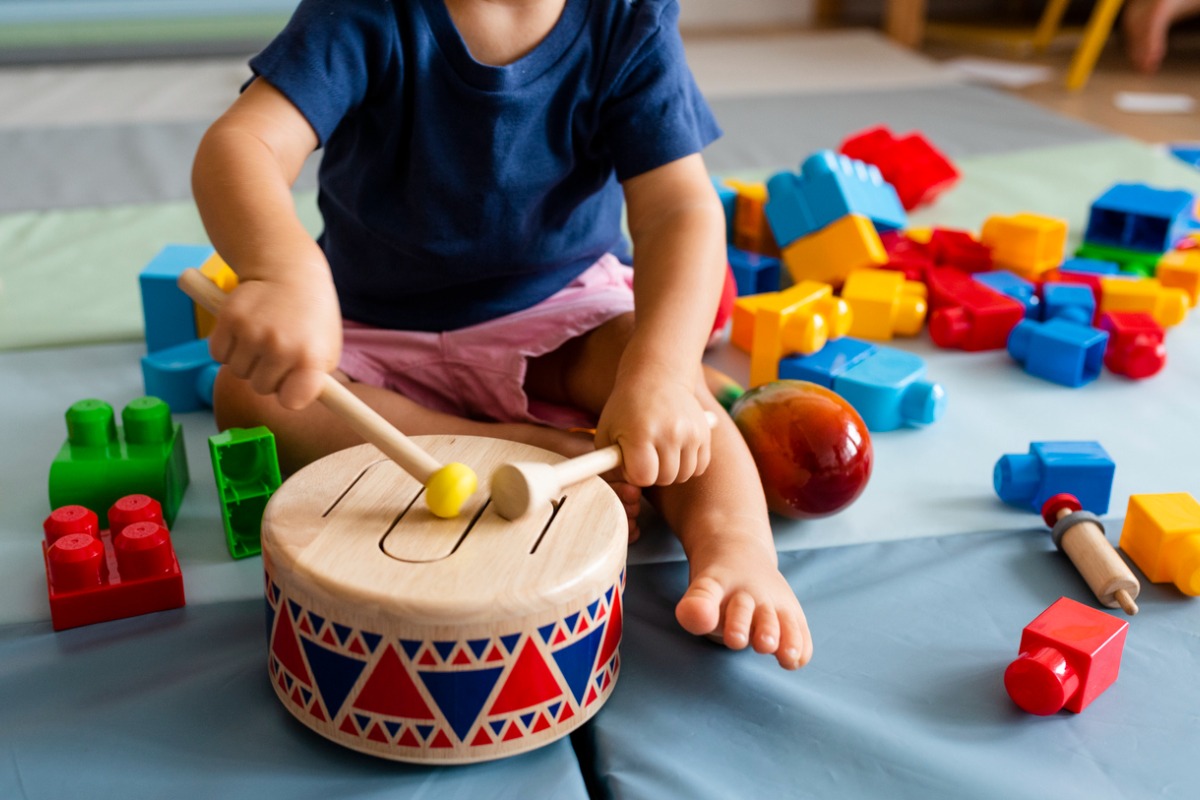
[1123,0,1200,73]
[527,315,812,669]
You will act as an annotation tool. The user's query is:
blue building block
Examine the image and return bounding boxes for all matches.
[141,338,221,413]
[1040,283,1096,326]
[714,179,738,243]
[1169,144,1200,169]
[781,338,945,431]
[973,271,1040,318]
[764,150,907,248]
[1007,318,1109,387]
[727,245,782,296]
[1058,257,1120,276]
[779,337,876,389]
[994,441,1115,515]
[1084,183,1197,254]
[139,244,215,353]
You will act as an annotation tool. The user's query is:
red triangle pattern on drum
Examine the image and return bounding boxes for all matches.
[366,723,389,743]
[270,601,312,687]
[429,730,453,749]
[471,727,493,746]
[596,587,622,669]
[352,645,435,720]
[488,639,563,715]
[397,728,421,747]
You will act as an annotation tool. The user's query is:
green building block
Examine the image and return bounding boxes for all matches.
[48,397,189,526]
[209,427,282,559]
[1075,242,1161,278]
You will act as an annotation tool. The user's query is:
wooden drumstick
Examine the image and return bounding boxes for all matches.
[177,268,477,518]
[1041,493,1140,615]
[490,411,720,520]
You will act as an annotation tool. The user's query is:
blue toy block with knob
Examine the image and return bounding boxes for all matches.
[1084,183,1197,254]
[139,244,215,353]
[1041,283,1096,326]
[973,271,1040,318]
[141,338,220,413]
[727,245,782,296]
[994,441,1115,515]
[1007,318,1109,387]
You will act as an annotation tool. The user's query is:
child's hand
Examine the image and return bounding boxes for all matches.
[208,273,342,410]
[595,374,712,488]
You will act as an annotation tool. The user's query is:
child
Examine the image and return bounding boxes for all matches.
[193,0,812,670]
[1123,0,1200,73]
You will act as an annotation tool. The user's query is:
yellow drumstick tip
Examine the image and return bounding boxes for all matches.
[424,462,478,518]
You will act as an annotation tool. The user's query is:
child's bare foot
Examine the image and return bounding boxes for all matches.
[1123,0,1200,73]
[674,537,812,670]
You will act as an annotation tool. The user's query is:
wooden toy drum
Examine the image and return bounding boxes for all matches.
[262,436,627,764]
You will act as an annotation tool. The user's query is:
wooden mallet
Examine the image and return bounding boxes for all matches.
[177,268,477,518]
[1042,493,1140,615]
[490,411,720,520]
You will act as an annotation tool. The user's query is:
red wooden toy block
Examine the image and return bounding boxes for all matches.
[1004,597,1128,715]
[926,266,1026,350]
[1098,311,1166,379]
[42,496,186,631]
[840,126,960,210]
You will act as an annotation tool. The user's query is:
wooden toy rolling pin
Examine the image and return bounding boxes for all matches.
[1041,493,1140,615]
[491,411,721,520]
[177,268,476,518]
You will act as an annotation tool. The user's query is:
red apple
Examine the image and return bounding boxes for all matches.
[730,380,873,519]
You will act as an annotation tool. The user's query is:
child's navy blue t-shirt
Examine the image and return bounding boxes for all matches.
[249,0,721,332]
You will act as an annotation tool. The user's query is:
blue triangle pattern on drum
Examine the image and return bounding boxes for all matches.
[418,666,503,743]
[333,623,354,645]
[467,638,489,658]
[355,713,371,731]
[433,640,456,661]
[307,611,324,632]
[537,622,556,644]
[269,581,280,604]
[400,639,422,660]
[605,587,614,604]
[500,633,521,653]
[563,612,580,633]
[489,720,506,736]
[288,599,302,620]
[384,721,402,738]
[301,687,312,706]
[552,623,606,705]
[587,599,600,619]
[361,631,382,654]
[548,701,562,718]
[416,724,434,741]
[520,712,536,729]
[301,639,367,719]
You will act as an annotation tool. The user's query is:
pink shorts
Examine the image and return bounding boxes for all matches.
[338,254,634,429]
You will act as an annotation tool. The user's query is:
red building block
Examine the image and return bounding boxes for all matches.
[1097,311,1166,379]
[926,266,1026,350]
[42,496,186,631]
[880,230,934,281]
[927,228,993,273]
[839,126,960,210]
[1004,597,1128,715]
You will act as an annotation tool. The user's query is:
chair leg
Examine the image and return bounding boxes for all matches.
[1066,0,1127,90]
[1033,0,1073,51]
[885,0,928,48]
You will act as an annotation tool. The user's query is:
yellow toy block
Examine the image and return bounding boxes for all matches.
[724,179,777,256]
[780,214,887,290]
[1155,249,1200,307]
[1099,275,1189,328]
[979,213,1067,279]
[195,252,239,339]
[732,292,781,353]
[748,281,851,388]
[1119,493,1200,596]
[905,227,933,245]
[840,269,927,341]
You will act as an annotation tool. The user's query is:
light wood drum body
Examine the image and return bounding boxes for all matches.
[262,436,627,764]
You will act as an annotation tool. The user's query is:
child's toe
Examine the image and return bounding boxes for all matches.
[675,575,723,636]
[777,610,812,669]
[750,605,780,654]
[720,590,756,650]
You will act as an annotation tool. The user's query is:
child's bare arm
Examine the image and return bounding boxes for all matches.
[599,153,727,487]
[192,78,341,410]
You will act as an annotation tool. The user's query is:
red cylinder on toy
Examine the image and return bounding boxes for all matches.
[47,533,106,591]
[114,522,176,579]
[43,505,99,544]
[108,494,165,538]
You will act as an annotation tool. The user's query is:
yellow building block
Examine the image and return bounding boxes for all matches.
[1099,275,1189,328]
[748,281,851,388]
[840,269,927,341]
[1155,249,1200,307]
[979,212,1067,279]
[780,214,887,289]
[1119,493,1200,596]
[905,227,933,245]
[724,179,777,256]
[195,252,239,339]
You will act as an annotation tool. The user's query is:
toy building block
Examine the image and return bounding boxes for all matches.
[840,268,927,340]
[780,338,945,431]
[1040,282,1096,325]
[48,397,189,527]
[926,266,1026,351]
[210,427,282,559]
[973,270,1040,319]
[1075,241,1160,277]
[748,282,852,388]
[141,338,220,414]
[727,245,782,297]
[1155,248,1200,306]
[1041,494,1140,615]
[780,213,888,290]
[139,244,214,353]
[839,125,959,210]
[1003,596,1128,715]
[732,280,834,352]
[194,251,238,340]
[980,213,1068,279]
[1169,144,1200,168]
[1119,493,1200,596]
[714,178,737,242]
[1084,183,1197,253]
[879,230,934,281]
[1058,257,1121,276]
[724,179,778,256]
[42,498,186,631]
[1098,311,1166,379]
[994,440,1115,515]
[927,228,992,272]
[1098,275,1189,328]
[765,150,907,248]
[1007,318,1109,387]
